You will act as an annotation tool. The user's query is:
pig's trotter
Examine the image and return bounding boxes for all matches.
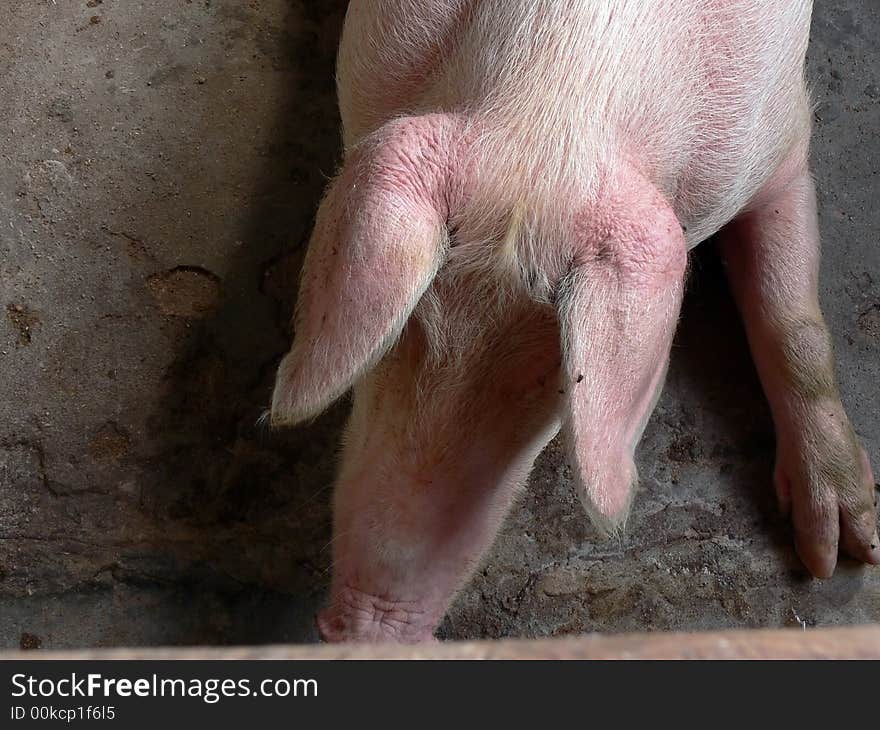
[558,175,688,531]
[720,147,880,577]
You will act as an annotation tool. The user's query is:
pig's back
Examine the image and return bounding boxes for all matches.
[337,0,813,246]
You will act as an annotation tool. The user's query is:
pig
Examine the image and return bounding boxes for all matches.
[270,0,880,642]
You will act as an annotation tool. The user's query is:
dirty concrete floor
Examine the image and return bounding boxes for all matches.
[1,1,878,650]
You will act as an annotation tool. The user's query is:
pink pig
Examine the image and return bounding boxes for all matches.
[271,0,879,642]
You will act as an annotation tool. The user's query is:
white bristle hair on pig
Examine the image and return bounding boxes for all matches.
[270,0,879,643]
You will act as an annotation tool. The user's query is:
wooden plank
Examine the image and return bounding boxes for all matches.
[3,626,880,660]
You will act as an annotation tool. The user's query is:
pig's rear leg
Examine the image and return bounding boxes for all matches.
[719,150,880,577]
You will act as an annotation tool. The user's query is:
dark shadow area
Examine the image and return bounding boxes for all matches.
[138,2,349,645]
[672,241,796,564]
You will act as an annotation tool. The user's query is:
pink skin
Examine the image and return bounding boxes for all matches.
[336,0,476,144]
[271,115,469,425]
[271,3,879,642]
[561,175,687,524]
[318,302,562,641]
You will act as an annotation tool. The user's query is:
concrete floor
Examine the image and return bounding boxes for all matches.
[1,1,878,650]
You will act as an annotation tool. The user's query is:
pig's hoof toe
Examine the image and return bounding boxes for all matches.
[316,586,436,643]
[776,438,880,578]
